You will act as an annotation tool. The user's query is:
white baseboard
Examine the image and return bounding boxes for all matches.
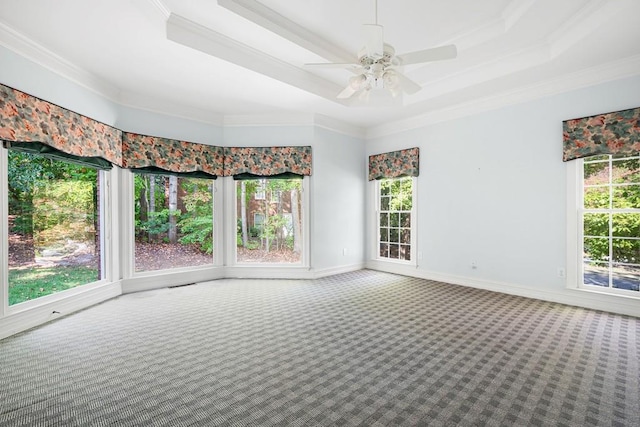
[0,282,122,340]
[312,263,366,278]
[366,261,640,318]
[121,267,226,294]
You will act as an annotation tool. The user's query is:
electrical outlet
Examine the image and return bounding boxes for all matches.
[417,251,423,260]
[471,261,477,269]
[343,248,348,256]
[557,268,566,278]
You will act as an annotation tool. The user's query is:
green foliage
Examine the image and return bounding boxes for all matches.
[583,156,640,265]
[138,209,179,238]
[380,177,412,211]
[9,265,98,306]
[178,180,213,253]
[8,151,97,237]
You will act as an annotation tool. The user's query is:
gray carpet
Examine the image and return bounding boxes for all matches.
[0,270,638,426]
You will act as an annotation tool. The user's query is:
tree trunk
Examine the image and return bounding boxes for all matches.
[264,197,270,253]
[240,181,248,247]
[168,175,179,244]
[291,187,301,253]
[139,178,148,241]
[148,176,155,242]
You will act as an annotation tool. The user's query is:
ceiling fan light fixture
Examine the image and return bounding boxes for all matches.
[349,74,369,90]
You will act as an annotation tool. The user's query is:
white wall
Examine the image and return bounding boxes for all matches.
[367,75,640,315]
[312,127,366,272]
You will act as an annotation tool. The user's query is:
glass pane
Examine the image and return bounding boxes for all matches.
[583,262,609,287]
[390,213,400,227]
[612,264,640,291]
[612,185,640,209]
[583,160,610,185]
[612,158,640,184]
[400,228,410,244]
[379,213,388,227]
[380,196,390,211]
[380,228,389,242]
[583,237,609,263]
[390,228,399,243]
[389,244,400,259]
[8,152,101,306]
[400,213,411,227]
[583,186,609,209]
[379,243,389,258]
[612,239,640,264]
[236,178,302,264]
[135,175,214,271]
[583,213,609,237]
[380,180,391,196]
[400,245,411,261]
[612,213,640,238]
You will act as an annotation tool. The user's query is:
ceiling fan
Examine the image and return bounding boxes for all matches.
[306,0,457,100]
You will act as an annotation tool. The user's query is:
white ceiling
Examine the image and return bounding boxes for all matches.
[1,0,639,136]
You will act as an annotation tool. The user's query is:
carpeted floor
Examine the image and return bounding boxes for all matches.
[0,270,638,426]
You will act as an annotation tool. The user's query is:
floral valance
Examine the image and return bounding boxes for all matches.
[122,133,224,179]
[368,147,419,181]
[0,83,122,168]
[223,146,312,179]
[563,107,640,162]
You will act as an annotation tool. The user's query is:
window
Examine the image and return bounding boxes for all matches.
[254,179,266,200]
[133,173,214,272]
[578,154,640,293]
[236,178,304,264]
[7,151,106,305]
[377,177,415,262]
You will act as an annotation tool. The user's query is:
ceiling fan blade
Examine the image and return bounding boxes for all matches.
[304,62,358,69]
[397,44,457,65]
[337,85,358,99]
[395,71,422,95]
[363,24,384,58]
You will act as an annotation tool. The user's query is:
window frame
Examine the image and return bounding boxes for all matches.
[227,176,310,268]
[373,176,417,265]
[1,150,114,313]
[124,170,219,277]
[566,156,640,297]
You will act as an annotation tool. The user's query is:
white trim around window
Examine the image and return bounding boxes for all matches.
[372,177,417,266]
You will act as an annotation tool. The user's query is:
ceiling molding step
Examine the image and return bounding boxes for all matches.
[147,0,171,19]
[166,13,347,104]
[547,0,626,58]
[410,44,551,102]
[217,0,353,63]
[366,54,640,140]
[0,20,121,102]
[501,0,536,31]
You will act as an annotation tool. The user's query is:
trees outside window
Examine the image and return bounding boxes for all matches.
[7,151,103,305]
[236,178,303,263]
[581,154,640,292]
[133,173,214,272]
[377,177,415,262]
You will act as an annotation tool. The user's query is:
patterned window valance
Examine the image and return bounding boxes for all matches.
[0,84,122,169]
[122,133,224,179]
[563,107,640,162]
[368,147,420,181]
[223,146,312,179]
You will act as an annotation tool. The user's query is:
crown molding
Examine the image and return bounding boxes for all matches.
[119,91,224,127]
[222,113,365,139]
[366,54,640,140]
[0,20,121,102]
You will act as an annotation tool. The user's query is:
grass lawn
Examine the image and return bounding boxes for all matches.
[9,265,99,306]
